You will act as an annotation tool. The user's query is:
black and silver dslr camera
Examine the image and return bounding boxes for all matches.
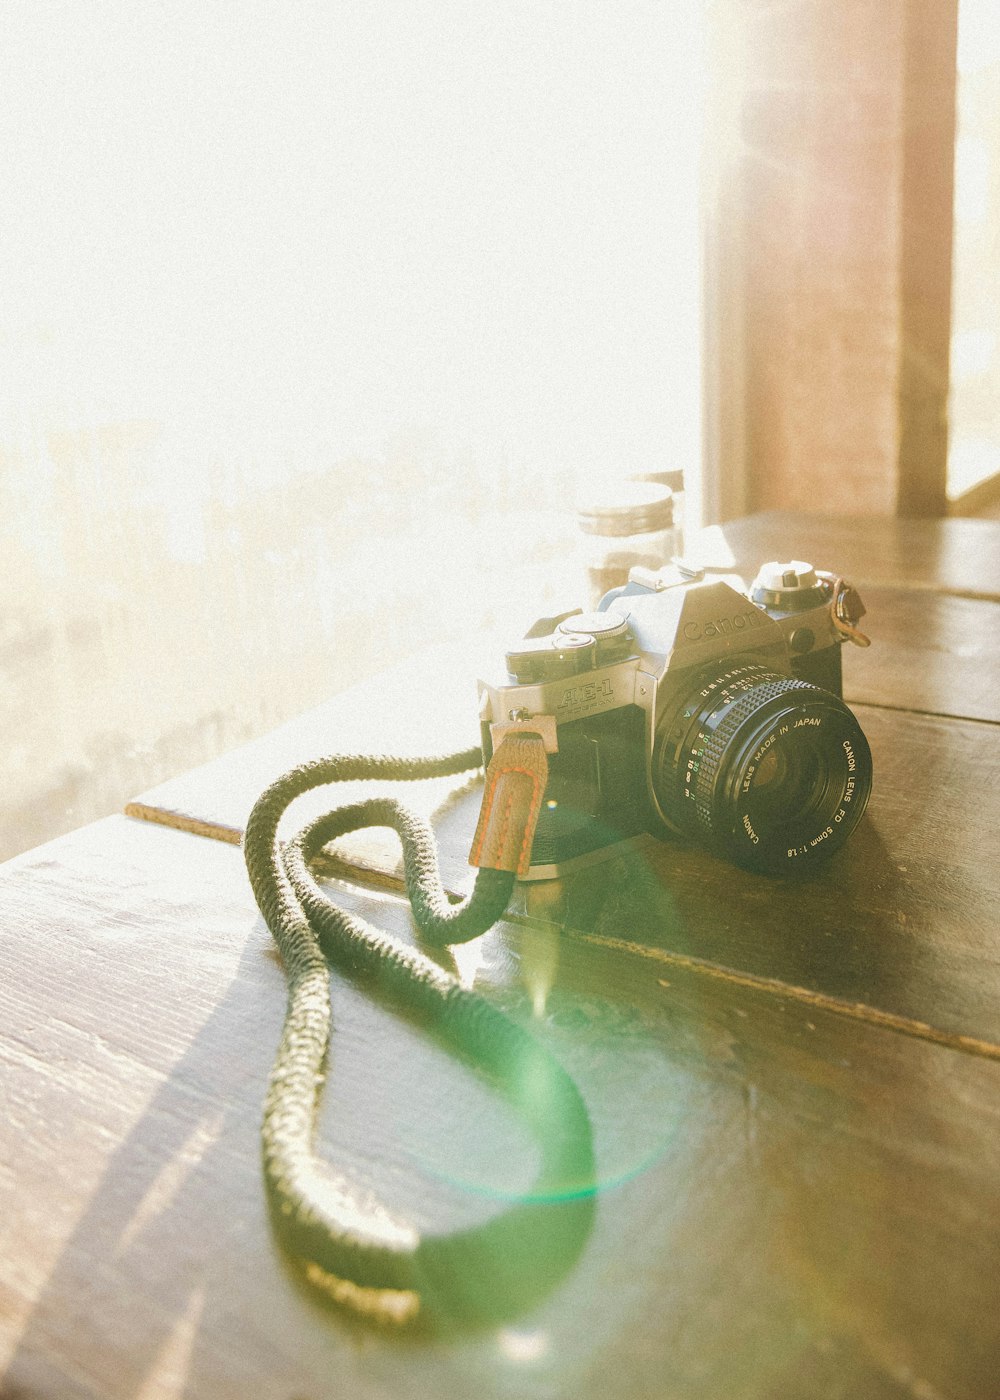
[478,560,873,877]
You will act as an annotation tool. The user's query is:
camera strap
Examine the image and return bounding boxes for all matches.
[243,736,582,1323]
[469,729,550,875]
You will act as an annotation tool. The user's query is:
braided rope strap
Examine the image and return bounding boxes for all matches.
[243,748,596,1324]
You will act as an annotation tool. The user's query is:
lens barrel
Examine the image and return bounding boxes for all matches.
[653,659,872,874]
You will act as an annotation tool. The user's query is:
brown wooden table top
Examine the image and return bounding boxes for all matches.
[2,511,999,1399]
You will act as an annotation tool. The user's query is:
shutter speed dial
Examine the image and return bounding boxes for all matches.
[506,611,634,683]
[557,611,634,663]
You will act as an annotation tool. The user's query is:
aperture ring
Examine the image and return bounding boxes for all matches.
[689,675,819,834]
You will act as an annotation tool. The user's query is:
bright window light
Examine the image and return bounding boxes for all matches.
[0,1,704,856]
[949,0,1000,501]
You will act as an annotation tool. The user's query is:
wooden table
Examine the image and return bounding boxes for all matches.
[2,511,999,1399]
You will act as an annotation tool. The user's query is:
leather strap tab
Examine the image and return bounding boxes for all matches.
[469,733,549,877]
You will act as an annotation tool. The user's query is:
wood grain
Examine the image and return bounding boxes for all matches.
[838,585,1000,724]
[693,511,1000,601]
[123,636,1000,1048]
[125,640,488,884]
[34,512,995,1394]
[513,702,1000,1052]
[125,572,1000,867]
[126,515,1000,882]
[2,818,1000,1399]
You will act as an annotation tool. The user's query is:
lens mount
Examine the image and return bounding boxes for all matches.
[653,659,872,874]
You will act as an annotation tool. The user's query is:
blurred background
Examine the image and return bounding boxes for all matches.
[1,1,703,859]
[2,0,997,861]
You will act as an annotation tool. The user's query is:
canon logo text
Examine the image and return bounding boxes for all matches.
[682,611,764,643]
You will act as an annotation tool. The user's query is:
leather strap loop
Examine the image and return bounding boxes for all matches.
[468,732,549,877]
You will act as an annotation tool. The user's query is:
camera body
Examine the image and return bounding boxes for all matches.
[477,560,873,878]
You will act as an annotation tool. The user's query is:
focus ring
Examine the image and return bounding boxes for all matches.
[690,675,819,834]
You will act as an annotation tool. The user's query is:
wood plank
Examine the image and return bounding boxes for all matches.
[124,516,1000,876]
[519,700,1000,1053]
[2,818,999,1398]
[691,511,1000,600]
[125,641,489,886]
[129,681,1000,1049]
[839,585,1000,723]
[125,561,1000,875]
[0,820,575,1396]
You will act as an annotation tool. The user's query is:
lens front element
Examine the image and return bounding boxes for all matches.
[654,660,873,874]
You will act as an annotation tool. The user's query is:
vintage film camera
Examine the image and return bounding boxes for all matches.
[477,560,873,878]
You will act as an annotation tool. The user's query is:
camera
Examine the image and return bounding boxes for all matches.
[477,560,873,878]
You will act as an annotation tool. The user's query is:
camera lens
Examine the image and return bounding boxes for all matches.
[653,659,872,874]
